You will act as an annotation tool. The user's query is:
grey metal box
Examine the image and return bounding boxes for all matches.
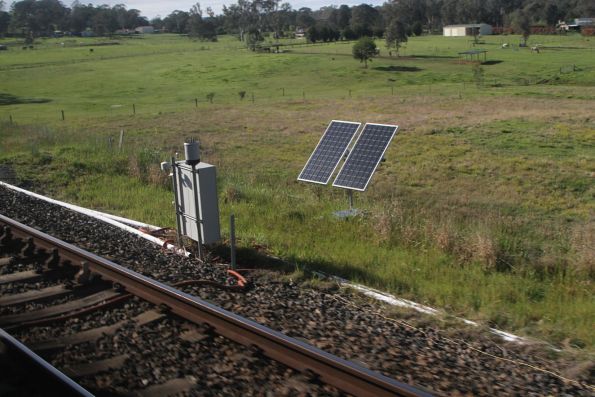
[174,161,221,244]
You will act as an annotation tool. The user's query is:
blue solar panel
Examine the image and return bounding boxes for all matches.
[298,120,361,185]
[332,123,398,191]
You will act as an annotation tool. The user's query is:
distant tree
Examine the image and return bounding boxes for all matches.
[163,10,189,33]
[385,19,408,56]
[306,25,318,42]
[10,0,68,37]
[576,0,595,17]
[544,2,560,27]
[296,7,315,28]
[246,27,263,50]
[91,5,119,36]
[341,27,357,40]
[352,36,377,68]
[511,9,531,46]
[69,2,95,33]
[0,0,9,36]
[150,17,164,30]
[188,2,217,41]
[411,20,423,36]
[350,4,378,37]
[337,5,351,30]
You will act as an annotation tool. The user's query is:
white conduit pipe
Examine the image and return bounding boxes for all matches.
[316,272,529,344]
[0,181,187,255]
[0,183,533,345]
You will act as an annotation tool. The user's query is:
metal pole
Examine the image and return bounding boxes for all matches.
[191,164,204,261]
[348,190,353,210]
[230,214,236,270]
[170,157,183,247]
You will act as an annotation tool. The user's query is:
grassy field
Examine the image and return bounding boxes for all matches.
[0,33,593,349]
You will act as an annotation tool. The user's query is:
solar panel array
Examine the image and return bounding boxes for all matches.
[332,123,399,191]
[297,120,361,185]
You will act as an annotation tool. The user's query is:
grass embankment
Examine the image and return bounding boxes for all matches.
[0,33,593,349]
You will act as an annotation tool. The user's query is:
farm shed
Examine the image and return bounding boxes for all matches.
[135,26,155,34]
[443,24,493,37]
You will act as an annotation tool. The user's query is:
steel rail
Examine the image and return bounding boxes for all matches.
[0,214,433,397]
[0,328,93,397]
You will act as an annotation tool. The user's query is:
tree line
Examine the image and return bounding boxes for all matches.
[1,0,593,44]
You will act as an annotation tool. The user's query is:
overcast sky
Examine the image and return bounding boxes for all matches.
[81,0,384,19]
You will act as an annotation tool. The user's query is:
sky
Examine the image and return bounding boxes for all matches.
[81,0,385,19]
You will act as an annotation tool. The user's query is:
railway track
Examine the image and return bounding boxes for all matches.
[0,213,431,396]
[2,184,594,396]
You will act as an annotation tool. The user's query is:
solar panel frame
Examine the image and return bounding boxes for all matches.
[297,120,362,185]
[332,123,399,192]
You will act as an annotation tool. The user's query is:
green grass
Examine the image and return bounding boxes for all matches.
[0,33,593,349]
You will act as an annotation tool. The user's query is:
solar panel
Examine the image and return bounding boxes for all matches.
[332,123,399,191]
[297,120,361,185]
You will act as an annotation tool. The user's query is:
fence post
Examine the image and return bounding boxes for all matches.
[195,98,198,107]
[61,110,65,121]
[132,104,136,115]
[118,129,124,151]
[302,90,305,101]
[9,114,13,124]
[230,214,236,270]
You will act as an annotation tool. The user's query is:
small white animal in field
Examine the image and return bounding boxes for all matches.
[502,43,509,48]
[531,46,540,53]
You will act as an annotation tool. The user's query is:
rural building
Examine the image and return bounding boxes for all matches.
[443,24,493,37]
[135,26,155,34]
[558,18,594,31]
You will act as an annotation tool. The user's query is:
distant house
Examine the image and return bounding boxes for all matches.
[115,29,133,35]
[295,28,305,38]
[558,18,594,31]
[135,26,155,34]
[443,24,492,37]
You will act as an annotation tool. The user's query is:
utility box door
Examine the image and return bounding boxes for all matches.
[174,162,221,244]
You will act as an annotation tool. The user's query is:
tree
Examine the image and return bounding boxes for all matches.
[411,20,423,36]
[150,17,164,30]
[306,25,318,42]
[296,7,314,28]
[188,2,217,40]
[91,5,118,36]
[511,9,531,46]
[0,0,10,36]
[352,36,377,68]
[350,4,379,38]
[385,19,408,56]
[69,2,95,33]
[163,10,189,33]
[10,0,68,37]
[337,5,351,30]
